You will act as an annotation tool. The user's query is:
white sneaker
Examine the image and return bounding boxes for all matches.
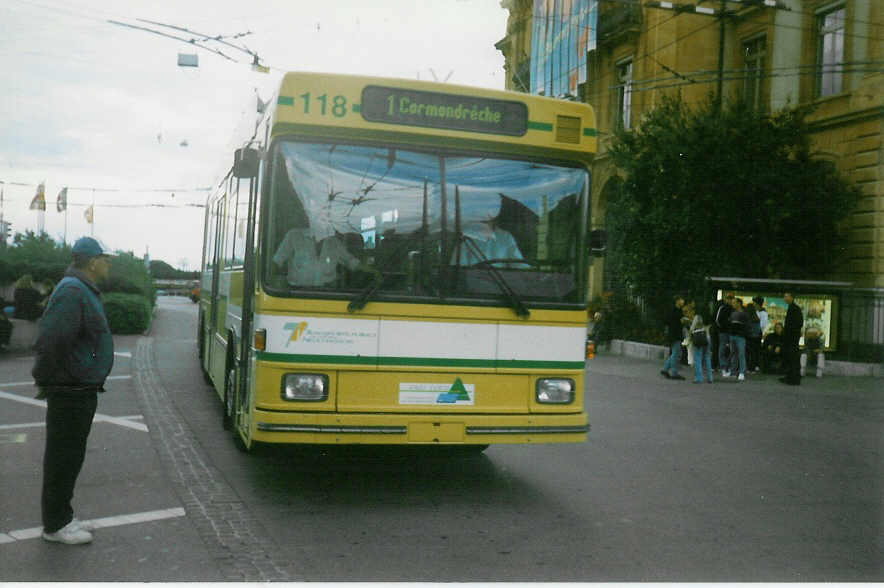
[72,518,96,532]
[722,370,731,378]
[42,520,93,544]
[737,373,745,382]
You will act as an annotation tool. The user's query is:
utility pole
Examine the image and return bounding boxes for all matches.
[645,0,790,111]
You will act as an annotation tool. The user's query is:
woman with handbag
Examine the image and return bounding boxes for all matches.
[690,311,713,383]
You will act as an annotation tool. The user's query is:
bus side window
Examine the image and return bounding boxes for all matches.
[233,177,250,266]
[224,177,237,269]
[203,201,214,274]
[207,197,221,273]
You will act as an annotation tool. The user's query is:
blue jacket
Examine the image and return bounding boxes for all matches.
[32,267,114,391]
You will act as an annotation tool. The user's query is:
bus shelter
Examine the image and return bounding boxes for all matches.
[705,277,884,364]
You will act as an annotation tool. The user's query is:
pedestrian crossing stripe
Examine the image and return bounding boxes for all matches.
[0,507,186,544]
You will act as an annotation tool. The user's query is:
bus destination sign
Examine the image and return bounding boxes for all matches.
[361,85,528,136]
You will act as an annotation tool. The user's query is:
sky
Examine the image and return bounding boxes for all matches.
[0,0,508,271]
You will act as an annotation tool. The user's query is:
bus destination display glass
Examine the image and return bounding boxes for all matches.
[361,85,528,136]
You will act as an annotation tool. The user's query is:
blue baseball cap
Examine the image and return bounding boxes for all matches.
[72,236,113,258]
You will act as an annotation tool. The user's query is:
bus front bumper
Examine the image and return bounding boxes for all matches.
[252,411,589,445]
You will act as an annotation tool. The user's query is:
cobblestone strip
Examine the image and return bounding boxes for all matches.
[133,337,293,581]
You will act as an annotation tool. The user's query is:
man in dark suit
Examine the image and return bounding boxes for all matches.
[780,292,803,385]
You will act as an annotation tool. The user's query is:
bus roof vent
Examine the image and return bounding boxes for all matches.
[556,115,581,144]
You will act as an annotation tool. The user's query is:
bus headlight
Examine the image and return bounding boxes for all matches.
[535,378,575,404]
[282,374,328,402]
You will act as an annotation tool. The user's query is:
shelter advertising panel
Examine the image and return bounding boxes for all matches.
[717,290,838,351]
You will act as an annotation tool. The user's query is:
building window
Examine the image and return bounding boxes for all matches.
[742,35,766,111]
[616,59,632,129]
[817,4,845,97]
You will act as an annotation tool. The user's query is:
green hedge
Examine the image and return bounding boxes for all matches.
[106,253,156,308]
[103,293,152,334]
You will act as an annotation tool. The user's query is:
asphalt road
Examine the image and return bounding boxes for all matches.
[2,295,882,581]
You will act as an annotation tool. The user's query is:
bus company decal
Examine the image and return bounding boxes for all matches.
[256,314,379,357]
[398,378,475,406]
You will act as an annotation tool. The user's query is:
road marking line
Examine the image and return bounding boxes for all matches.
[93,413,149,432]
[0,374,132,388]
[0,422,44,430]
[0,433,27,443]
[115,351,133,358]
[0,415,143,431]
[0,390,49,408]
[0,390,149,432]
[1,507,186,544]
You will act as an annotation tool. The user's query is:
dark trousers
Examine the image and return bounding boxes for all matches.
[42,392,98,533]
[762,350,783,373]
[747,336,761,370]
[783,343,802,385]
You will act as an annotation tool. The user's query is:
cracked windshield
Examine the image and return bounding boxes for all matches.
[265,141,589,306]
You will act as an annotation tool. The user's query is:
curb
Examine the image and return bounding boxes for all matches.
[605,339,882,378]
[133,337,293,581]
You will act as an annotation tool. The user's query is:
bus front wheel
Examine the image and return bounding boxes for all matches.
[222,364,235,430]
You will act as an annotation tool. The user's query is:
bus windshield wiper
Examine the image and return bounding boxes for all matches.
[347,271,383,312]
[460,235,530,318]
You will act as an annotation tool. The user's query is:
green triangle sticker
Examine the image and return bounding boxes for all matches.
[448,378,470,400]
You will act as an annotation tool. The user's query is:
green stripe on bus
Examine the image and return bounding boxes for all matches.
[381,356,584,369]
[256,351,583,370]
[258,352,376,365]
[278,96,294,106]
[378,356,495,368]
[527,121,553,131]
[583,128,598,137]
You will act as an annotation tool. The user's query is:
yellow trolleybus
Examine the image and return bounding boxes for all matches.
[198,72,601,452]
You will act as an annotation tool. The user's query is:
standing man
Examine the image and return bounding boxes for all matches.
[728,297,749,382]
[714,293,735,377]
[780,292,803,386]
[33,237,114,544]
[661,294,686,380]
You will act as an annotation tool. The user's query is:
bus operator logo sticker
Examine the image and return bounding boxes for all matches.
[398,378,475,406]
[283,321,308,345]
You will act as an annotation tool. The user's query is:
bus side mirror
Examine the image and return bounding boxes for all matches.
[233,147,260,178]
[589,229,607,257]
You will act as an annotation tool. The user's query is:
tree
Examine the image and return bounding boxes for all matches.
[0,233,155,309]
[0,231,71,285]
[606,94,861,319]
[149,259,199,280]
[106,252,156,308]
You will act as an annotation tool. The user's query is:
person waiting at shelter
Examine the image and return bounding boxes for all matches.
[660,294,686,380]
[800,327,826,378]
[761,322,785,373]
[713,293,735,376]
[728,297,749,381]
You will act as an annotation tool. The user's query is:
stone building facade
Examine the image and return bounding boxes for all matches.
[496,0,883,295]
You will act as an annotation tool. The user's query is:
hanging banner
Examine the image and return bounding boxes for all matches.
[84,205,94,224]
[56,187,68,212]
[29,182,46,210]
